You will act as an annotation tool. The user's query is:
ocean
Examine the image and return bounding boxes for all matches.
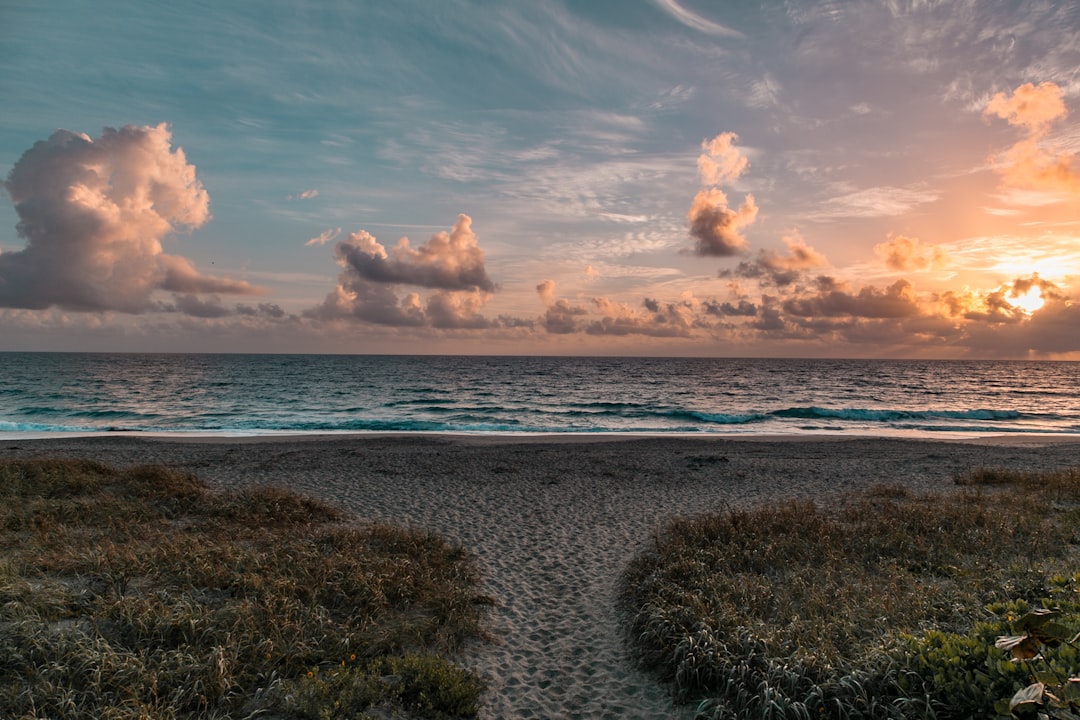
[1,353,1078,438]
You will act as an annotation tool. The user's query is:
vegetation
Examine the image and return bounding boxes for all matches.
[0,458,488,719]
[620,467,1080,719]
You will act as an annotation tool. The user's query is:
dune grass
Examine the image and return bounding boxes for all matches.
[621,467,1080,719]
[0,458,488,720]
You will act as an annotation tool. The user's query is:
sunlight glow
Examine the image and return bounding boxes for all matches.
[1009,285,1044,314]
[989,255,1078,282]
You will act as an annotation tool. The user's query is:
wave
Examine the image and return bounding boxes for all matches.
[769,406,1026,422]
[3,405,1075,437]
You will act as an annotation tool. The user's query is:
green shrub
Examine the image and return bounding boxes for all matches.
[622,467,1080,719]
[293,653,485,719]
[0,458,487,719]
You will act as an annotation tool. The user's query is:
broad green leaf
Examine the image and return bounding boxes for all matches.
[1015,609,1060,632]
[1009,683,1045,720]
[1061,679,1080,702]
[1035,671,1063,686]
[1032,621,1072,644]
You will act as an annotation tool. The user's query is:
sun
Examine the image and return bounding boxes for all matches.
[1009,285,1045,314]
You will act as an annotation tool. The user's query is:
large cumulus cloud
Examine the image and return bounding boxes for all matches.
[687,132,758,256]
[307,213,499,328]
[0,124,259,312]
[334,214,494,292]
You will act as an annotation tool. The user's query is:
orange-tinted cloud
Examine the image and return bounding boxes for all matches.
[697,132,748,185]
[425,289,495,329]
[688,132,758,256]
[536,280,588,334]
[537,279,556,306]
[984,82,1067,131]
[782,277,921,319]
[585,296,697,337]
[873,234,948,272]
[984,82,1079,194]
[305,228,341,247]
[722,232,827,285]
[688,188,758,256]
[532,267,1080,356]
[939,275,1065,323]
[334,214,495,292]
[307,214,498,327]
[0,124,259,312]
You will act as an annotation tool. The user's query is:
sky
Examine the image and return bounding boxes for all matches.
[1,0,1079,358]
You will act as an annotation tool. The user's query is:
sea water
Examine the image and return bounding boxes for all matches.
[1,353,1079,438]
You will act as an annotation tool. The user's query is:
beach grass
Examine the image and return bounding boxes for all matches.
[621,466,1080,719]
[0,458,488,719]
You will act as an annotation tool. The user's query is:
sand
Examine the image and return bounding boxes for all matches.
[4,433,1080,719]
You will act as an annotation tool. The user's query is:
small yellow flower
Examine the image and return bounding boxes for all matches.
[306,671,314,678]
[349,654,356,661]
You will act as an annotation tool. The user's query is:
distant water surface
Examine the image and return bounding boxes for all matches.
[1,353,1078,438]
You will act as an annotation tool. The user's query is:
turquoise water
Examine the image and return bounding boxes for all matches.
[2,353,1079,437]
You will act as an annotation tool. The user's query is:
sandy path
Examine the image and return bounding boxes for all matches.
[5,434,1080,718]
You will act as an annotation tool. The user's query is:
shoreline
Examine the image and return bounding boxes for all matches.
[5,434,1080,718]
[5,429,1080,447]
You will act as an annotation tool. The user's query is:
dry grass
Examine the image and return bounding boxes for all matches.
[621,467,1080,718]
[0,458,488,719]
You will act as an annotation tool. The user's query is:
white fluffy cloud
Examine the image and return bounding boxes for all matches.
[0,124,259,312]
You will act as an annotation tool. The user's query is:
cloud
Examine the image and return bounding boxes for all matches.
[874,234,948,272]
[653,0,742,37]
[425,289,494,329]
[306,213,498,328]
[169,294,232,318]
[536,279,588,334]
[811,186,940,220]
[782,277,922,319]
[697,132,748,186]
[984,81,1079,194]
[704,298,758,317]
[939,275,1065,324]
[687,132,758,256]
[0,124,260,313]
[991,140,1080,195]
[288,189,319,201]
[688,188,758,256]
[721,232,827,286]
[984,82,1067,132]
[305,227,342,247]
[334,214,495,292]
[537,279,557,306]
[158,255,260,294]
[236,302,286,319]
[585,296,698,337]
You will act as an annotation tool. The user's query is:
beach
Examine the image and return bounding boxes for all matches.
[5,433,1080,719]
